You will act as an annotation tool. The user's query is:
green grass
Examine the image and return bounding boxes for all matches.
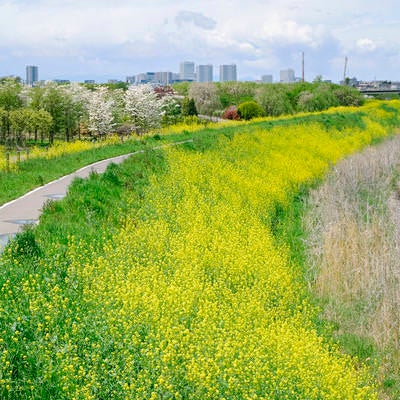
[2,103,400,399]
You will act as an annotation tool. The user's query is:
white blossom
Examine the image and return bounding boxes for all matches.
[124,84,163,133]
[87,87,115,137]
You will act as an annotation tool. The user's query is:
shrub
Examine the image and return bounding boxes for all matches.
[181,97,198,117]
[255,84,294,117]
[334,86,365,106]
[237,100,265,120]
[221,106,239,120]
[9,225,41,259]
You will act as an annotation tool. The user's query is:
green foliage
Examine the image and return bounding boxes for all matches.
[298,84,339,112]
[237,100,265,120]
[216,81,257,107]
[172,81,191,96]
[0,78,23,111]
[181,97,198,117]
[337,333,375,360]
[104,81,129,91]
[162,97,181,126]
[8,225,42,260]
[255,84,295,116]
[333,85,365,106]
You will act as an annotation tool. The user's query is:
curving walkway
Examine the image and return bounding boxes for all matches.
[0,139,192,248]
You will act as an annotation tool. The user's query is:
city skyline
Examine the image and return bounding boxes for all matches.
[0,1,399,83]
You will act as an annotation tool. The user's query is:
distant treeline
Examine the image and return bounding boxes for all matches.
[0,76,364,147]
[173,80,365,118]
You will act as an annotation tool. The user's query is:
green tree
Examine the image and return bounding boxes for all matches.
[9,108,34,146]
[31,109,53,143]
[0,107,7,145]
[181,97,198,117]
[217,81,256,107]
[172,81,190,96]
[41,83,67,144]
[0,78,23,111]
[161,96,181,126]
[255,84,294,117]
[0,78,23,144]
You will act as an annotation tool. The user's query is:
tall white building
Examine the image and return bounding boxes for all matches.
[26,65,39,86]
[280,69,295,83]
[219,64,237,82]
[180,61,196,81]
[196,64,213,82]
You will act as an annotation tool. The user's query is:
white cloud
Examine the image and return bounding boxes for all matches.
[175,10,216,30]
[260,19,314,45]
[356,38,377,52]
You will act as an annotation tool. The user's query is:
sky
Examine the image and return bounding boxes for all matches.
[0,0,399,83]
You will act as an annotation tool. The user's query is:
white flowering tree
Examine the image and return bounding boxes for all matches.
[124,84,163,134]
[87,87,115,138]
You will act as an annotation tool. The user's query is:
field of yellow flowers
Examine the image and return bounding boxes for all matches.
[1,101,400,399]
[0,135,125,172]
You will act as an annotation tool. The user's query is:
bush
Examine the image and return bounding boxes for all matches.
[255,84,294,117]
[334,86,365,106]
[221,106,239,120]
[297,85,339,112]
[237,101,265,120]
[181,97,198,117]
[9,225,41,259]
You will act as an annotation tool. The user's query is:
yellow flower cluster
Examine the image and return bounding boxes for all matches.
[0,134,125,171]
[2,101,399,398]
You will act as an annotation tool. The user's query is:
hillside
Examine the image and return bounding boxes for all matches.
[1,101,400,399]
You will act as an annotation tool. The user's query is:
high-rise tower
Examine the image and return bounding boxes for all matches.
[26,65,39,86]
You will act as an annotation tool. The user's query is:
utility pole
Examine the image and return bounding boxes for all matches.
[302,52,305,82]
[343,56,348,85]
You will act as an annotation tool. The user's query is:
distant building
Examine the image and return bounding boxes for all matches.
[125,76,135,85]
[180,61,196,81]
[84,79,96,84]
[135,72,156,85]
[197,64,213,82]
[155,71,173,85]
[26,65,39,86]
[133,72,174,85]
[53,79,70,85]
[219,64,237,82]
[261,74,273,83]
[280,69,295,83]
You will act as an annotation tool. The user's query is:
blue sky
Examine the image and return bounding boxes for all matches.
[0,0,399,83]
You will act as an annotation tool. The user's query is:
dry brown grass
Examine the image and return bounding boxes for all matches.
[304,135,400,394]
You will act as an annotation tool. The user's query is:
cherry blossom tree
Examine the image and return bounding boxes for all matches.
[87,87,115,138]
[124,84,164,134]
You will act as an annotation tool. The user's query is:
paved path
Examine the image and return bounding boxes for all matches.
[0,140,192,249]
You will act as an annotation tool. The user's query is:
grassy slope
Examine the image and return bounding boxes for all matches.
[1,101,400,398]
[0,108,370,207]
